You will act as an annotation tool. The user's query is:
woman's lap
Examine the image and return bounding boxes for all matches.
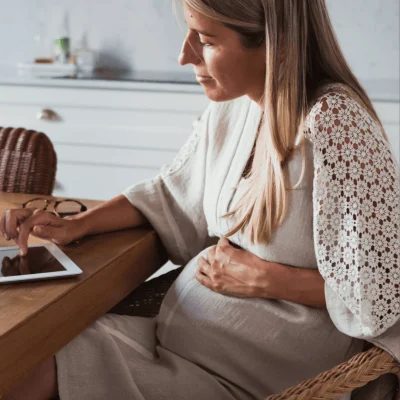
[55,313,238,400]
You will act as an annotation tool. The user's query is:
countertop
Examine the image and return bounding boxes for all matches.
[0,68,204,93]
[0,67,398,101]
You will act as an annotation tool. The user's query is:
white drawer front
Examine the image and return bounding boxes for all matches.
[54,163,158,201]
[54,144,176,169]
[46,125,192,151]
[0,104,203,150]
[0,103,203,131]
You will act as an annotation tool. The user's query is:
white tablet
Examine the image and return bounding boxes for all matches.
[0,243,83,284]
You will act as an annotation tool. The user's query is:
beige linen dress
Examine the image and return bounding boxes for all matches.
[55,83,400,400]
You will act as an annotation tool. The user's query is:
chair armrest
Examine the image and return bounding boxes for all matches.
[265,346,400,400]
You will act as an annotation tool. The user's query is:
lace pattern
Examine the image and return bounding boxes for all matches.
[304,85,400,336]
[160,115,206,180]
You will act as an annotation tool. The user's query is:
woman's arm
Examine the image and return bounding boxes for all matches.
[1,195,149,256]
[263,262,326,308]
[68,194,149,237]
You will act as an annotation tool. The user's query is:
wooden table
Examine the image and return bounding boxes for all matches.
[0,192,166,395]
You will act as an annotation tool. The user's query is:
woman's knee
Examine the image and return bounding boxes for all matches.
[3,356,58,400]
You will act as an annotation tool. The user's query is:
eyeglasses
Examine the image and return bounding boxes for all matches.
[21,197,87,218]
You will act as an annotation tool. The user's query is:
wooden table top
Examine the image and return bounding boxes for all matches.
[0,192,165,395]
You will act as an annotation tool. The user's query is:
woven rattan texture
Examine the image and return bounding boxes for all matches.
[264,347,399,400]
[0,127,57,195]
[107,266,183,317]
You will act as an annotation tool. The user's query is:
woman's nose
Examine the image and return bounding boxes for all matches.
[178,34,201,66]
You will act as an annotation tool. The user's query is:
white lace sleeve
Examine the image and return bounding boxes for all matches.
[304,88,400,338]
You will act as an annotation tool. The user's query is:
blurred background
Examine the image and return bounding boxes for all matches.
[0,0,398,88]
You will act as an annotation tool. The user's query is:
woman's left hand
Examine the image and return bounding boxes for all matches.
[196,237,274,298]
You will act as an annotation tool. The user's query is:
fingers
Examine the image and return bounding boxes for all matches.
[4,209,21,242]
[18,210,59,256]
[206,245,217,262]
[0,208,35,242]
[195,268,211,287]
[196,257,212,287]
[33,223,75,246]
[218,237,230,246]
[17,255,31,274]
[198,255,223,280]
[216,237,236,264]
[0,210,7,239]
[196,256,226,293]
[0,209,18,241]
[205,238,238,268]
[198,256,211,275]
[31,225,56,240]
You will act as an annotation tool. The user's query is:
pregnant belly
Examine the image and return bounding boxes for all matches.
[155,248,362,396]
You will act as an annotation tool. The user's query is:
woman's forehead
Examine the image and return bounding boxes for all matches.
[182,3,223,36]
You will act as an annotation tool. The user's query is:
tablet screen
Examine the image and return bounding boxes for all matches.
[0,246,67,277]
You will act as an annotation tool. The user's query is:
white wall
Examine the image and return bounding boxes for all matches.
[0,0,399,83]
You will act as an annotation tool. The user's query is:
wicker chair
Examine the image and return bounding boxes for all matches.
[2,126,398,399]
[0,127,57,195]
[109,266,400,400]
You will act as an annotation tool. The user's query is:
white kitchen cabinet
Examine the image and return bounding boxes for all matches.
[0,83,209,200]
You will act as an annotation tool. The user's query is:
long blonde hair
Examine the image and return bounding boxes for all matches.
[176,0,389,245]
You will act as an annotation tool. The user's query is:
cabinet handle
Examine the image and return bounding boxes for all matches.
[37,108,61,121]
[192,116,201,128]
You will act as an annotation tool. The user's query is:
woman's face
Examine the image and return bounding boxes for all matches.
[179,4,266,105]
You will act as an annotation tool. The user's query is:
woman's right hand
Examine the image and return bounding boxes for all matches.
[0,208,86,256]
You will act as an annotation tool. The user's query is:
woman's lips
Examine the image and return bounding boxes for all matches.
[196,75,213,83]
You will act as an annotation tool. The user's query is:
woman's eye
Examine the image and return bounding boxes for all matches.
[191,31,212,47]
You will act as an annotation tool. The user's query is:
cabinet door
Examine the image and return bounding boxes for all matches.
[0,84,208,200]
[53,163,159,201]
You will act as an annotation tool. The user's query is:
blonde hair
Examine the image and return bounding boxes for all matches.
[176,0,389,245]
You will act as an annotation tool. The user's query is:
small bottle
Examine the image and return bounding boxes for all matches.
[54,13,71,64]
[74,32,96,77]
[33,10,53,63]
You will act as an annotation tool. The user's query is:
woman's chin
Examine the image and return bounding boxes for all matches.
[203,88,237,103]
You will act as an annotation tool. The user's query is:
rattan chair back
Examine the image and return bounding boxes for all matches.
[0,127,57,195]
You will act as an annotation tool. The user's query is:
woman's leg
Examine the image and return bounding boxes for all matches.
[3,356,58,400]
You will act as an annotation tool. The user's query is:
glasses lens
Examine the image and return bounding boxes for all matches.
[55,201,82,216]
[25,199,48,210]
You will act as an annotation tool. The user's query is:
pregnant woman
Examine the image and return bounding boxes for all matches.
[1,0,399,399]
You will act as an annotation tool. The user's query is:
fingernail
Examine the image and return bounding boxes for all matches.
[4,234,9,240]
[20,248,26,256]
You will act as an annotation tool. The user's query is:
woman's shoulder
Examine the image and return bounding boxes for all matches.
[303,82,382,145]
[303,83,398,180]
